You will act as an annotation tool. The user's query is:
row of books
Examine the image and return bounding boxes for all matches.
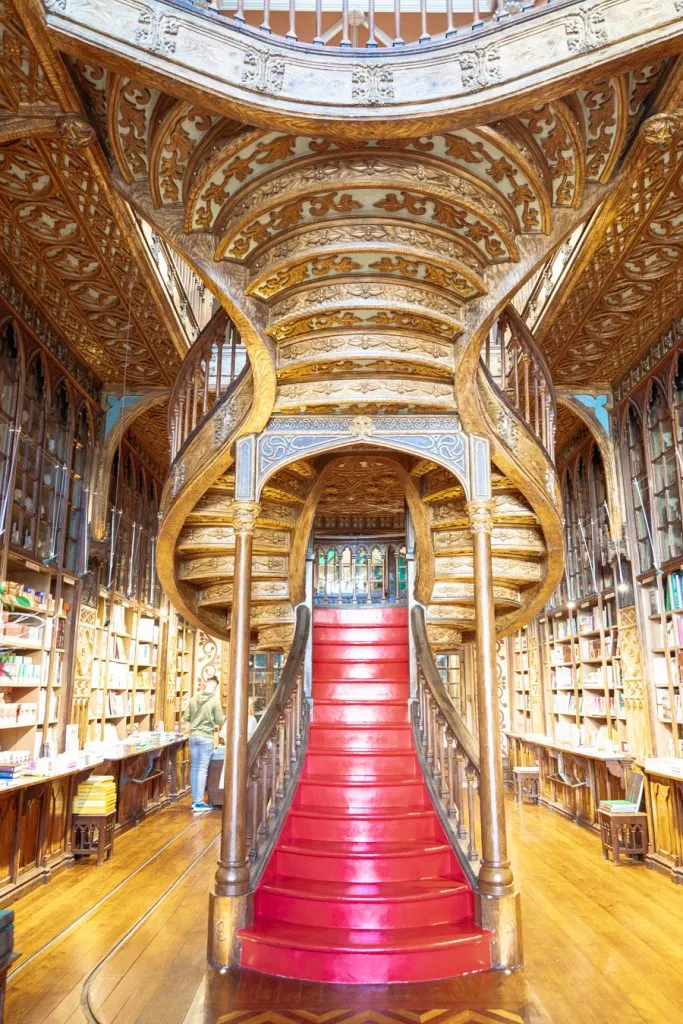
[552,664,621,689]
[553,692,626,717]
[89,691,155,718]
[0,702,38,726]
[0,654,43,683]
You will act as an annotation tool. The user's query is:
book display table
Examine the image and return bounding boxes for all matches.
[90,735,190,830]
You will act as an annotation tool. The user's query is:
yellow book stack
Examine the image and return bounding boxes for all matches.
[73,775,117,816]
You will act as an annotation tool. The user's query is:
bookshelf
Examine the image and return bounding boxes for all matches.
[174,615,197,730]
[616,340,683,756]
[435,650,463,712]
[509,625,532,734]
[541,593,625,749]
[0,559,77,757]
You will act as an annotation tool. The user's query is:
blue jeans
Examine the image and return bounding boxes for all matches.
[189,735,214,805]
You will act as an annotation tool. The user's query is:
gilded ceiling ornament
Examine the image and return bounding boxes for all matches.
[58,115,94,149]
[641,113,683,149]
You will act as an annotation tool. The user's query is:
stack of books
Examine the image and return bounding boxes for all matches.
[0,751,30,780]
[73,776,117,816]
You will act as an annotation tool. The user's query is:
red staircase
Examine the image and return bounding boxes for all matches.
[238,606,492,984]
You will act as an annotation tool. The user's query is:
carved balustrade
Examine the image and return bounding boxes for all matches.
[245,604,310,885]
[482,305,556,461]
[209,0,548,49]
[169,309,247,460]
[411,605,481,884]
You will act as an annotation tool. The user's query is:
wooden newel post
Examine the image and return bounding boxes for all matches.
[467,498,522,968]
[208,499,259,969]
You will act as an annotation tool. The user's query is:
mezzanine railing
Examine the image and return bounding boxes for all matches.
[209,0,545,49]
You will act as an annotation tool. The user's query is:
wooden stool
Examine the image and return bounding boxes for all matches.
[72,812,116,865]
[599,808,648,865]
[512,766,540,804]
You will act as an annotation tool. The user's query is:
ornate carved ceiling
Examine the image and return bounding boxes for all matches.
[537,67,683,389]
[129,397,170,471]
[315,458,405,518]
[63,57,671,422]
[0,0,186,394]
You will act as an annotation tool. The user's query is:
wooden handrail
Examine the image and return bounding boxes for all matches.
[412,605,479,771]
[481,303,556,462]
[244,603,311,886]
[248,603,310,774]
[411,604,481,882]
[168,307,246,460]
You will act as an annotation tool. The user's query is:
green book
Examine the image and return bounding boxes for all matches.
[600,800,638,811]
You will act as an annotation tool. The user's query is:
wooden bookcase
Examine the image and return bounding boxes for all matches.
[508,625,532,734]
[173,615,198,730]
[616,339,683,757]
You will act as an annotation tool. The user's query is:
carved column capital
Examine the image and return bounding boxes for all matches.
[230,500,260,532]
[466,499,496,535]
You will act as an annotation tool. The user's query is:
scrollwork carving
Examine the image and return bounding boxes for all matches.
[135,8,180,55]
[564,4,608,53]
[241,50,286,95]
[351,65,394,105]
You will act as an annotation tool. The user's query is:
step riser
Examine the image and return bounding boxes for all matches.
[314,645,408,663]
[314,662,408,683]
[296,782,427,811]
[312,681,409,702]
[314,626,408,645]
[240,935,491,985]
[273,848,452,883]
[289,813,439,844]
[314,608,408,626]
[304,751,419,777]
[313,703,408,726]
[308,727,413,752]
[254,889,473,931]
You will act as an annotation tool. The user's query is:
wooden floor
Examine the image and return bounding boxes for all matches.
[7,794,683,1024]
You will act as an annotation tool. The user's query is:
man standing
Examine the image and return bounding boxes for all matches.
[184,676,224,813]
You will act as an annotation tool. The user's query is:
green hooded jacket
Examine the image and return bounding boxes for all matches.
[184,689,224,738]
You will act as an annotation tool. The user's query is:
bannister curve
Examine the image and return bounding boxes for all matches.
[411,604,481,886]
[246,603,311,887]
[412,605,479,771]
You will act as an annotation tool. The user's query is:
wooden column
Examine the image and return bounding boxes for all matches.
[467,499,514,897]
[208,499,259,969]
[467,498,522,968]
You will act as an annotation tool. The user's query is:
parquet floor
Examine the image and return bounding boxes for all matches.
[7,794,683,1024]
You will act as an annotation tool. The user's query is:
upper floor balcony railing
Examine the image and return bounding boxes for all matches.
[169,308,247,460]
[136,216,216,346]
[208,0,545,49]
[481,305,555,462]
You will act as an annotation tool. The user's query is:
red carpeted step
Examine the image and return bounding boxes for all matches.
[313,680,409,702]
[308,723,413,752]
[272,839,453,883]
[313,607,408,626]
[304,749,419,778]
[295,777,427,812]
[313,699,407,726]
[314,625,408,645]
[314,660,408,683]
[289,807,440,844]
[314,643,408,663]
[255,876,473,930]
[239,921,492,984]
[240,605,491,984]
